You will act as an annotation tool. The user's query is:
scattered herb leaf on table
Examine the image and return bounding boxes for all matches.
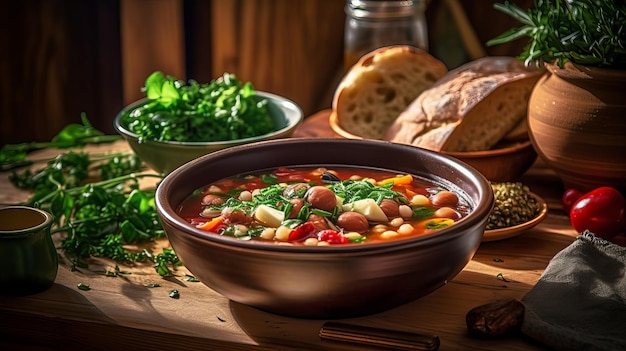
[9,151,180,275]
[0,114,120,171]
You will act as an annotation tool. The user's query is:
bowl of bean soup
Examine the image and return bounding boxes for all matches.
[155,138,494,318]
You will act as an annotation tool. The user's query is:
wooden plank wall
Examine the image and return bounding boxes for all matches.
[120,0,345,118]
[1,0,530,146]
[207,0,345,116]
[1,0,345,145]
[1,0,122,144]
[120,0,186,106]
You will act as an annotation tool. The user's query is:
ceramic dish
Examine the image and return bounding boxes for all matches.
[114,92,303,174]
[482,192,549,242]
[328,111,538,182]
[155,138,494,318]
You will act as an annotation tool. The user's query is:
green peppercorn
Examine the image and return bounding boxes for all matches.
[487,182,540,230]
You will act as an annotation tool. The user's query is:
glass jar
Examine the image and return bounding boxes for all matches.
[0,206,57,295]
[344,0,429,70]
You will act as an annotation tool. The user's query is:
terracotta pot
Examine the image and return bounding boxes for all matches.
[528,63,626,194]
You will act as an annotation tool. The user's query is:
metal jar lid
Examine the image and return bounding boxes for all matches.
[345,0,424,19]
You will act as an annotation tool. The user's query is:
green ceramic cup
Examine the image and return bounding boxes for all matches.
[0,206,58,295]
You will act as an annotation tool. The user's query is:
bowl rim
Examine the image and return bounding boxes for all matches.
[329,110,365,140]
[0,205,53,237]
[155,138,494,253]
[482,191,548,242]
[443,140,534,158]
[113,91,303,147]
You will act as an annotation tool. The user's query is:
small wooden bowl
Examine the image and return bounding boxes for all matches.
[329,111,537,182]
[443,141,537,182]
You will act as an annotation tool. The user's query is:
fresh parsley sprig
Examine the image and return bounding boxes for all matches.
[0,113,120,171]
[329,179,407,205]
[9,150,182,276]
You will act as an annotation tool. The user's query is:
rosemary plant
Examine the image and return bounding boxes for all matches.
[487,0,626,68]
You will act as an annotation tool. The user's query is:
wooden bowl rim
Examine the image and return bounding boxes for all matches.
[329,110,533,157]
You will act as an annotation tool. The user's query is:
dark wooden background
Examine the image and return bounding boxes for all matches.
[0,0,530,145]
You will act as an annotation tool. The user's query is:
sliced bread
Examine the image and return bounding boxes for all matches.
[332,46,448,140]
[384,56,543,152]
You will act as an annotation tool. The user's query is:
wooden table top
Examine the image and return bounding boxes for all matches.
[0,110,578,351]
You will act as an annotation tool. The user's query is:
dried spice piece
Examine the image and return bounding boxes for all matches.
[466,298,525,338]
[487,182,540,230]
[496,273,511,282]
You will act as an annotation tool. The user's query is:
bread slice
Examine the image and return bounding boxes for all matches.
[332,46,448,140]
[384,56,543,152]
[502,117,529,142]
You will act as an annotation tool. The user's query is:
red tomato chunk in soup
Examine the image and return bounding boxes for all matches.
[177,167,471,246]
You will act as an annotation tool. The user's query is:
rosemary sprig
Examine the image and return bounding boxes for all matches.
[487,0,626,68]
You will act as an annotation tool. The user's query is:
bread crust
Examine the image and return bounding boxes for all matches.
[332,46,448,140]
[385,57,543,152]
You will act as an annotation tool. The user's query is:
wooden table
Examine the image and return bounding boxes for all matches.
[0,110,578,350]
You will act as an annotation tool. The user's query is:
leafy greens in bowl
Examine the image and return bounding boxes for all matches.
[114,72,303,174]
[123,72,278,143]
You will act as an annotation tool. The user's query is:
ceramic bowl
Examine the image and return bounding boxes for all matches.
[329,112,537,182]
[443,140,537,182]
[155,138,494,318]
[0,206,58,295]
[114,92,303,174]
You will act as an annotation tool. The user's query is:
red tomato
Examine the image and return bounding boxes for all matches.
[288,222,317,241]
[569,186,626,239]
[318,230,350,244]
[562,188,583,213]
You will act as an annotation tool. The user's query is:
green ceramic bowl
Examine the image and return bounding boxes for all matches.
[114,92,303,174]
[0,205,58,296]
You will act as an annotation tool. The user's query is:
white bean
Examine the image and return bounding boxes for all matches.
[389,217,404,227]
[233,224,248,236]
[275,225,291,241]
[371,224,388,233]
[259,227,276,240]
[304,237,319,246]
[201,208,221,218]
[411,194,430,206]
[397,223,414,235]
[398,205,413,218]
[208,185,222,193]
[381,230,399,239]
[344,232,363,240]
[238,190,252,201]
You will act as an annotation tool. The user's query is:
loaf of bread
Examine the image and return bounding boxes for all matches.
[332,46,448,140]
[384,56,543,152]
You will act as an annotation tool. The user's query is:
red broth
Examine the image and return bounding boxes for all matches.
[177,166,471,245]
